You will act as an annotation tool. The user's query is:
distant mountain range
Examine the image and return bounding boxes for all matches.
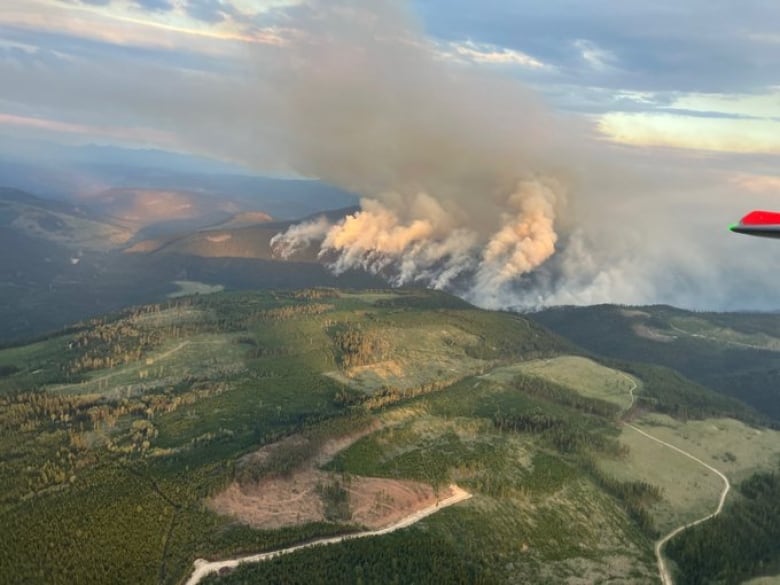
[0,141,358,220]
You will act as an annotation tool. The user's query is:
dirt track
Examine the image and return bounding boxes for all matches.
[185,485,472,585]
[628,424,730,585]
[619,371,731,585]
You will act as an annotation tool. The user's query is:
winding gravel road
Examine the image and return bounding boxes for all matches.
[628,424,731,585]
[619,371,731,585]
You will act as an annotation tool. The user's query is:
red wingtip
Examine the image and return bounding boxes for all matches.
[740,210,780,226]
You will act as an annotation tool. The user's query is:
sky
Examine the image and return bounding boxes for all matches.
[1,0,779,157]
[1,0,780,310]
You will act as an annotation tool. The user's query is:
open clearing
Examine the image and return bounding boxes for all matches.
[208,421,459,531]
[600,423,724,534]
[485,355,637,410]
[483,357,777,543]
[189,485,471,585]
[628,414,780,484]
[168,280,225,298]
[600,412,780,583]
[744,577,780,585]
[49,334,246,397]
[629,423,731,585]
[515,357,780,532]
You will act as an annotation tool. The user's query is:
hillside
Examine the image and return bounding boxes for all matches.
[531,305,780,422]
[0,187,133,250]
[84,188,254,239]
[0,190,370,343]
[2,289,779,584]
[124,206,357,261]
[124,221,308,260]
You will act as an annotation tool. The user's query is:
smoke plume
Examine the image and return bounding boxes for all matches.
[11,0,778,309]
[268,0,577,302]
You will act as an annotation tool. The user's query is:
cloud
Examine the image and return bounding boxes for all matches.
[0,1,285,59]
[573,39,617,72]
[133,0,174,12]
[0,112,178,147]
[62,0,174,10]
[598,112,780,154]
[413,0,780,93]
[184,0,234,23]
[667,91,780,120]
[730,173,780,194]
[440,40,546,69]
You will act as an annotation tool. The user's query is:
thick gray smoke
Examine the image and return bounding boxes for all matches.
[268,0,576,303]
[264,0,780,311]
[6,0,778,309]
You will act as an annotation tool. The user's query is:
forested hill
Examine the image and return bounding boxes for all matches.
[531,304,780,422]
[3,290,780,585]
[0,288,571,585]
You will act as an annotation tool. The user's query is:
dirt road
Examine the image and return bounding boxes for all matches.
[184,485,472,585]
[628,424,731,585]
[618,371,730,585]
[668,323,779,351]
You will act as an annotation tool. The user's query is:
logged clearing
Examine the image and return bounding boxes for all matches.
[667,316,780,351]
[339,291,400,303]
[208,422,454,531]
[632,323,677,343]
[210,473,447,530]
[48,334,245,397]
[486,355,637,410]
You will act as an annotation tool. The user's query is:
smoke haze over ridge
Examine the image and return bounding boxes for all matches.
[3,0,779,310]
[267,0,780,310]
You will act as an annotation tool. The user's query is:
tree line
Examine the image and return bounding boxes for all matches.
[666,470,780,584]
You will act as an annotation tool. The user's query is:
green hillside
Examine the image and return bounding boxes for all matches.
[532,305,780,422]
[3,290,779,584]
[0,289,568,585]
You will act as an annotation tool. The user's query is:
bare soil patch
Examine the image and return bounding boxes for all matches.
[632,323,676,343]
[209,471,448,530]
[208,422,451,530]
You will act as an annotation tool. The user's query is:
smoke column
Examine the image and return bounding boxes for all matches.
[7,0,780,309]
[268,0,575,303]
